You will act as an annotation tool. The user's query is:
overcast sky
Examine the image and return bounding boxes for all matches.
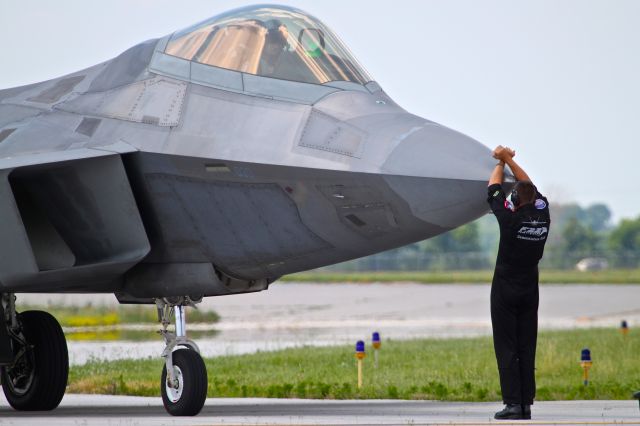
[2,1,638,223]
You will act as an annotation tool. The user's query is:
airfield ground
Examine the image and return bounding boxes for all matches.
[1,394,638,425]
[18,283,640,366]
[68,328,639,401]
[282,269,640,284]
[5,283,640,424]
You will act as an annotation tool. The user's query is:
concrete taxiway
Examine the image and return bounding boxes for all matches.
[0,394,638,425]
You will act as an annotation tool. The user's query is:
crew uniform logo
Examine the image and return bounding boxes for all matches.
[517,222,548,241]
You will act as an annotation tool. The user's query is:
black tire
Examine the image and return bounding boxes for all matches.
[1,310,68,410]
[161,348,208,416]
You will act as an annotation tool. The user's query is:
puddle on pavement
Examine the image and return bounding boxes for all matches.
[65,327,219,341]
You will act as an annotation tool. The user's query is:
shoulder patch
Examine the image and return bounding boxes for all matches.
[493,190,500,197]
[535,199,547,210]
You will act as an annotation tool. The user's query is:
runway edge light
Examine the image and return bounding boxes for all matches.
[355,340,365,389]
[580,348,592,386]
[372,332,381,368]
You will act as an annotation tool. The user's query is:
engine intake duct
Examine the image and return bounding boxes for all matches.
[0,154,149,292]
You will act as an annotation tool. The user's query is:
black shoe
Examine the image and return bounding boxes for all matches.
[494,404,524,420]
[522,404,531,420]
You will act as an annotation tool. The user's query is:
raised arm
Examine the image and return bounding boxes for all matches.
[504,157,531,183]
[488,159,505,186]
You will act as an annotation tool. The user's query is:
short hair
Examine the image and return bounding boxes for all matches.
[513,180,537,206]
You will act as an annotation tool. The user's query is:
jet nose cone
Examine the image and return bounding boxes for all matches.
[381,124,497,229]
[382,123,496,181]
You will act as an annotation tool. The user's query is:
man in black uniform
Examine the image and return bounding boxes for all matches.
[487,145,550,420]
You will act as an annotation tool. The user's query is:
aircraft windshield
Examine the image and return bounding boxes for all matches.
[165,5,371,85]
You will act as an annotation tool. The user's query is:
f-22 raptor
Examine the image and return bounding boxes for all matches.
[0,4,497,416]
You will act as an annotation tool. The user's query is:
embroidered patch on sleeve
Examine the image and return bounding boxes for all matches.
[535,199,547,209]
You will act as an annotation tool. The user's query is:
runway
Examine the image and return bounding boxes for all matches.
[0,394,638,425]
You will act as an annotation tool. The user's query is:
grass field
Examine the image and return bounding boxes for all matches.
[68,328,640,401]
[280,269,640,284]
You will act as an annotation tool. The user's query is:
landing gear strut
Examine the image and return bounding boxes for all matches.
[156,297,207,416]
[0,293,68,411]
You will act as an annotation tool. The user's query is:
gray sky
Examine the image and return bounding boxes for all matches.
[2,0,638,223]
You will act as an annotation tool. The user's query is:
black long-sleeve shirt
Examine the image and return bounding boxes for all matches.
[487,183,551,269]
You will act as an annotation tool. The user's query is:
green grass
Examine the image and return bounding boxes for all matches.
[68,328,640,400]
[21,304,219,328]
[280,269,640,284]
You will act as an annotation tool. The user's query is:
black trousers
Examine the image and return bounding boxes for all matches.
[491,265,539,405]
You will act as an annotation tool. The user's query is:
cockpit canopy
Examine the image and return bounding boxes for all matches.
[164,5,371,86]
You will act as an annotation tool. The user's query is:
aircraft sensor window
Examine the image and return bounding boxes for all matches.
[165,5,371,86]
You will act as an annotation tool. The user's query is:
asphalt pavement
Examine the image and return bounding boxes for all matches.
[0,394,638,425]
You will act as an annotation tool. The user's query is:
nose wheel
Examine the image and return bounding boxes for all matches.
[161,348,207,415]
[156,297,207,416]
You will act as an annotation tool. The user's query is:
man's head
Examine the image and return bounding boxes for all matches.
[263,20,289,58]
[510,180,537,208]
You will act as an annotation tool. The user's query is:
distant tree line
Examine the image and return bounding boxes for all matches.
[324,202,640,271]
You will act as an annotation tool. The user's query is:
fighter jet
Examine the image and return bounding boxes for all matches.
[0,4,498,416]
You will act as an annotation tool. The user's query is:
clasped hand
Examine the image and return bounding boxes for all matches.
[493,145,515,162]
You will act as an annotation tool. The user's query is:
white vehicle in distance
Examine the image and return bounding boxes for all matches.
[575,257,609,272]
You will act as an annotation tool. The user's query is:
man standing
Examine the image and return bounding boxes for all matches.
[487,145,550,420]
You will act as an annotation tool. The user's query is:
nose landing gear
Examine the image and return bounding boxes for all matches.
[156,297,207,416]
